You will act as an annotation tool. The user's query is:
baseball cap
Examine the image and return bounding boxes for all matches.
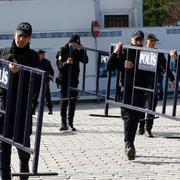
[38,49,46,54]
[16,22,32,36]
[132,30,144,39]
[146,34,159,41]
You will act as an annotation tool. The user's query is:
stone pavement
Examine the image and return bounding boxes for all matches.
[11,100,180,180]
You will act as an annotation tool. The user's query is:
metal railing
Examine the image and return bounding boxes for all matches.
[0,59,57,177]
[104,44,180,121]
[65,44,179,121]
[60,45,109,101]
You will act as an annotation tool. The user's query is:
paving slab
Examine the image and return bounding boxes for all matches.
[11,100,180,180]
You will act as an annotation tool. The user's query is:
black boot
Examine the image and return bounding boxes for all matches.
[48,106,53,115]
[138,120,145,135]
[60,117,68,131]
[68,117,76,131]
[146,129,154,138]
[48,110,53,115]
[125,142,135,160]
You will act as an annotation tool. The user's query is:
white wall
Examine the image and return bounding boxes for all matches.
[0,26,180,100]
[0,0,95,33]
[0,0,179,99]
[99,0,133,10]
[0,0,143,34]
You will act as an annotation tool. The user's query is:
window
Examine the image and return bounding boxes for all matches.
[104,15,129,28]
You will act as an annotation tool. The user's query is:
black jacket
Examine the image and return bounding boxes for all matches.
[40,58,54,82]
[0,40,40,139]
[107,47,154,105]
[56,43,88,86]
[107,47,175,105]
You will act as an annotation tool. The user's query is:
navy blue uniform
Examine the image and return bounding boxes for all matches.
[139,53,175,132]
[33,58,54,114]
[0,40,40,180]
[56,43,88,128]
[107,47,153,149]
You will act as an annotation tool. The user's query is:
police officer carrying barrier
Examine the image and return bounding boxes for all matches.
[0,22,40,180]
[56,35,88,131]
[32,49,54,115]
[107,30,154,160]
[138,34,175,138]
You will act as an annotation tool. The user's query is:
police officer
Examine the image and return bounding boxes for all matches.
[0,22,40,180]
[107,30,150,160]
[37,49,54,114]
[138,34,175,137]
[56,35,88,131]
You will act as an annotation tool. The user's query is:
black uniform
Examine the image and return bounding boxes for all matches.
[0,40,40,180]
[107,46,153,150]
[33,58,54,113]
[139,53,175,132]
[56,43,88,128]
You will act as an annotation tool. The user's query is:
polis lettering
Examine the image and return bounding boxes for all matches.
[138,51,158,72]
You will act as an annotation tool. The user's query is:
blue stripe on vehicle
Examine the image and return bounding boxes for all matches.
[0,31,122,40]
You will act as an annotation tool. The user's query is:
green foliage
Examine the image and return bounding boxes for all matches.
[143,0,172,26]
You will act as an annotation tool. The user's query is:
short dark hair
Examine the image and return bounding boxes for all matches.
[69,35,80,43]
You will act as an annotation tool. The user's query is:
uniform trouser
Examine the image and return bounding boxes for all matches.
[139,91,158,131]
[45,83,52,112]
[32,82,52,112]
[0,137,30,180]
[60,84,78,125]
[121,90,146,147]
[121,108,140,147]
[0,97,31,180]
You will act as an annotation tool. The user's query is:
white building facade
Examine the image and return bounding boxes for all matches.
[0,0,179,99]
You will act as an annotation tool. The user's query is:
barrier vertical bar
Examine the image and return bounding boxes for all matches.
[32,72,47,174]
[172,55,180,116]
[105,71,112,116]
[131,49,138,105]
[82,50,87,91]
[151,54,159,111]
[96,53,101,102]
[13,69,24,141]
[115,70,120,102]
[104,45,114,116]
[123,48,129,104]
[162,54,170,114]
[3,72,13,137]
[23,73,35,146]
[67,47,72,101]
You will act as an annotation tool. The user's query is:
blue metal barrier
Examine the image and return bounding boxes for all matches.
[0,59,58,177]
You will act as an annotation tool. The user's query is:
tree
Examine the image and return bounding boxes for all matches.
[143,0,180,26]
[165,0,180,26]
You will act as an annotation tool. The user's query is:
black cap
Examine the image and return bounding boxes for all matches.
[146,34,159,41]
[69,34,80,43]
[132,30,144,39]
[16,22,32,36]
[38,49,46,54]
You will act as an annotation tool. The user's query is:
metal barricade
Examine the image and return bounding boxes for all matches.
[60,45,109,99]
[104,44,180,121]
[0,59,58,177]
[64,45,121,118]
[60,44,179,121]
